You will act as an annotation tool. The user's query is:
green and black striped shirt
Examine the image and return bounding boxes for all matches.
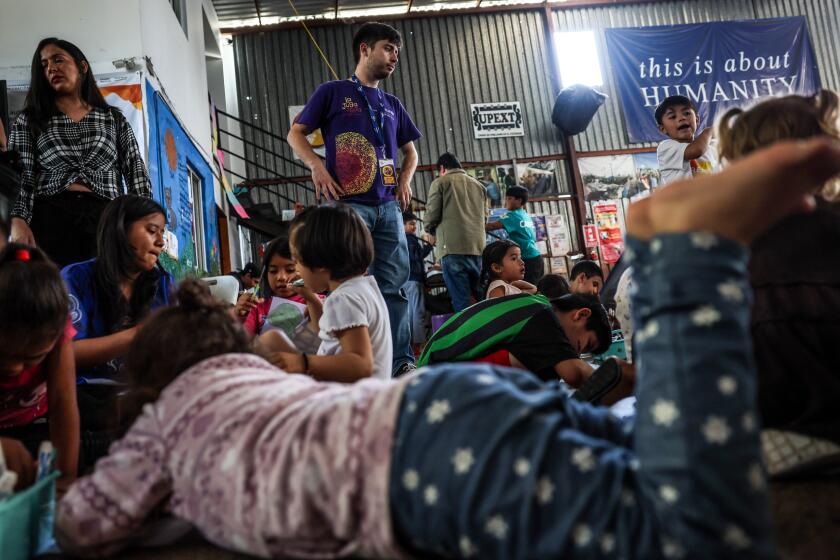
[418,293,577,381]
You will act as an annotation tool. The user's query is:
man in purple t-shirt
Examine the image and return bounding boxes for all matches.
[288,22,422,377]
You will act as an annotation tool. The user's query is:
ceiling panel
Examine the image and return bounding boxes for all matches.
[211,0,498,27]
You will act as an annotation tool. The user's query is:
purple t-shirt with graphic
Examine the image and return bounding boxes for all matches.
[296,80,422,206]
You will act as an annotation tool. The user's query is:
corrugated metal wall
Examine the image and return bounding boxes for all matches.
[231,0,840,223]
[233,10,566,206]
[752,0,840,93]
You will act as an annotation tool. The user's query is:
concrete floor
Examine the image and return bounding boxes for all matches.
[46,477,840,559]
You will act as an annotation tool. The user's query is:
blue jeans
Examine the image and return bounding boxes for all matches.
[441,254,481,312]
[404,280,426,345]
[345,201,412,374]
[390,233,774,558]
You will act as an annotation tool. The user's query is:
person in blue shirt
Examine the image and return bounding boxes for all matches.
[485,186,543,284]
[61,195,174,438]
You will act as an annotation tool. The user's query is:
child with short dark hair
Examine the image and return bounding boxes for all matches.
[419,292,611,386]
[536,273,571,298]
[485,186,543,283]
[263,205,393,381]
[569,259,604,296]
[480,240,537,299]
[655,94,717,185]
[0,243,78,494]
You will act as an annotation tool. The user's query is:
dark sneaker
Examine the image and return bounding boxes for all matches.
[394,362,417,378]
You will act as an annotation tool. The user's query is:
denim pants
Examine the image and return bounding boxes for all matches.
[389,233,774,559]
[441,254,482,312]
[404,280,426,345]
[344,201,413,374]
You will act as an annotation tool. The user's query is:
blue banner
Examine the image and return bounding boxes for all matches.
[605,17,820,143]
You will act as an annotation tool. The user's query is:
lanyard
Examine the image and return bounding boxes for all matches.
[351,74,387,152]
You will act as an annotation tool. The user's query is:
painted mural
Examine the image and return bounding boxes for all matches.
[145,81,220,278]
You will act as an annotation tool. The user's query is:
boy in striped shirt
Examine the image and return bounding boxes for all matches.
[419,293,611,387]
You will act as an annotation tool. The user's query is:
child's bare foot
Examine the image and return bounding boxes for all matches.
[628,138,840,244]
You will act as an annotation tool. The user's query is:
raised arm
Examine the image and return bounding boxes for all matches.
[683,127,713,161]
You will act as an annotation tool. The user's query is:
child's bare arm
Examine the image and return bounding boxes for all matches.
[684,127,713,161]
[511,280,537,294]
[46,335,79,493]
[73,327,137,368]
[553,358,594,388]
[632,138,840,244]
[270,326,374,383]
[487,286,506,299]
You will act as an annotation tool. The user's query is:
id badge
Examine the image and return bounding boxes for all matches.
[379,158,397,186]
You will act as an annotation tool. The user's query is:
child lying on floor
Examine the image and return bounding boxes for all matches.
[55,137,840,559]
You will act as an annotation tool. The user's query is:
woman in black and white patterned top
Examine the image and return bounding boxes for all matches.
[9,38,151,267]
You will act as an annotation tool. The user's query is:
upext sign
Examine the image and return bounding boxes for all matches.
[471,102,524,139]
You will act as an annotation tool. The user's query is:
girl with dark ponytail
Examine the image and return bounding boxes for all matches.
[480,239,537,300]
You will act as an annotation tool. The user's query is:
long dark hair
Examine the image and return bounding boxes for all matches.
[0,243,67,346]
[479,240,518,298]
[121,279,251,432]
[23,38,109,137]
[258,236,292,298]
[94,195,167,332]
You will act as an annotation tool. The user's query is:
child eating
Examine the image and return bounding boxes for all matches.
[241,236,323,350]
[56,138,840,559]
[262,205,392,381]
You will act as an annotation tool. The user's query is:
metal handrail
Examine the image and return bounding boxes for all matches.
[219,146,314,193]
[218,128,308,171]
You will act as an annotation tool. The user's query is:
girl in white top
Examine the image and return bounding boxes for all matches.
[260,205,392,381]
[481,240,537,300]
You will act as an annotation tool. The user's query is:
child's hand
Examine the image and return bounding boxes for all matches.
[233,292,260,320]
[291,283,318,303]
[0,437,35,490]
[628,138,840,245]
[267,351,307,374]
